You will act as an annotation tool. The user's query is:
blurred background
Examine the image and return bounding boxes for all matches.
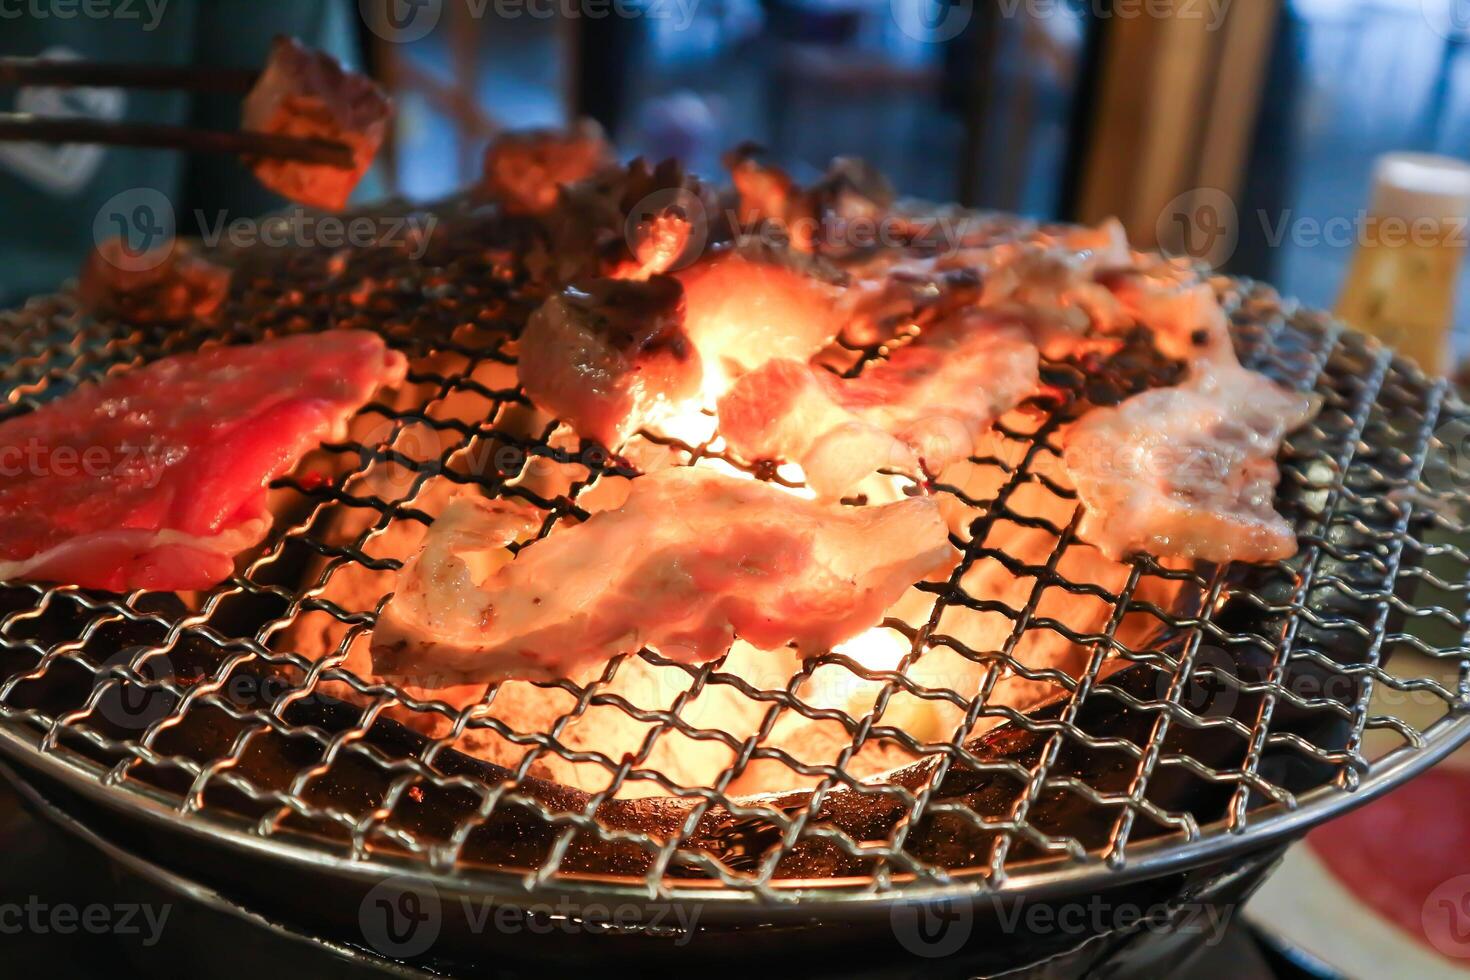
[3,0,1470,339]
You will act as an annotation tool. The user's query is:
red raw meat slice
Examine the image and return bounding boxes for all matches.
[242,36,392,211]
[1308,766,1470,961]
[0,331,408,592]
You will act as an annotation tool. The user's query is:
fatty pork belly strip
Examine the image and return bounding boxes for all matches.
[0,331,407,592]
[718,311,1040,497]
[370,467,954,683]
[1063,359,1316,564]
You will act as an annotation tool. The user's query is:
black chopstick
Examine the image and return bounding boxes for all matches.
[0,114,354,168]
[0,58,258,94]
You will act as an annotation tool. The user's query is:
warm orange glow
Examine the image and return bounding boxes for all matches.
[803,626,911,712]
[615,213,693,280]
[834,626,909,673]
[649,406,718,446]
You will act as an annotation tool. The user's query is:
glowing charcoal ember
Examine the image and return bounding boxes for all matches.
[516,276,702,447]
[0,331,407,592]
[479,120,613,216]
[1063,359,1317,563]
[370,467,955,682]
[675,251,846,394]
[718,312,1040,497]
[78,237,231,323]
[242,36,392,210]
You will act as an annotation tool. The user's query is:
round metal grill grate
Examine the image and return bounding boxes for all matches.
[0,198,1468,909]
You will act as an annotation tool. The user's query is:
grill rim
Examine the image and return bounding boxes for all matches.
[4,698,1466,909]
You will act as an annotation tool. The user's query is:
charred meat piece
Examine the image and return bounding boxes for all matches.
[1063,360,1316,564]
[517,275,701,447]
[0,331,407,592]
[242,36,392,210]
[480,120,614,216]
[719,312,1040,496]
[724,145,893,255]
[371,467,954,682]
[78,237,231,323]
[547,157,722,282]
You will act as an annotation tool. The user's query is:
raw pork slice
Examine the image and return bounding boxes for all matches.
[0,331,408,592]
[371,468,953,682]
[242,36,392,210]
[1063,360,1316,564]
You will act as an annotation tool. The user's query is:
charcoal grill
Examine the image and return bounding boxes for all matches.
[1,196,1469,977]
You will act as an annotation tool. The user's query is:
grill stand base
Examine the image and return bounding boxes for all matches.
[2,759,1288,979]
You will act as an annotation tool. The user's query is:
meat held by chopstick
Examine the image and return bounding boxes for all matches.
[516,276,702,447]
[242,36,392,210]
[78,237,231,323]
[719,311,1040,497]
[370,467,954,683]
[479,120,614,216]
[1063,359,1316,564]
[0,331,407,592]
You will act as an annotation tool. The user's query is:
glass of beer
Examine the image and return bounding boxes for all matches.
[1335,152,1470,377]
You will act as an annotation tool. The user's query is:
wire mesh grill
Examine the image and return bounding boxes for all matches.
[1,199,1469,904]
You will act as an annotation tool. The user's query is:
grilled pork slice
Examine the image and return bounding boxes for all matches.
[480,120,614,216]
[78,237,231,323]
[517,276,702,447]
[242,36,392,210]
[1102,264,1237,365]
[370,467,954,682]
[838,219,1130,353]
[718,312,1040,497]
[1063,360,1316,564]
[0,331,407,592]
